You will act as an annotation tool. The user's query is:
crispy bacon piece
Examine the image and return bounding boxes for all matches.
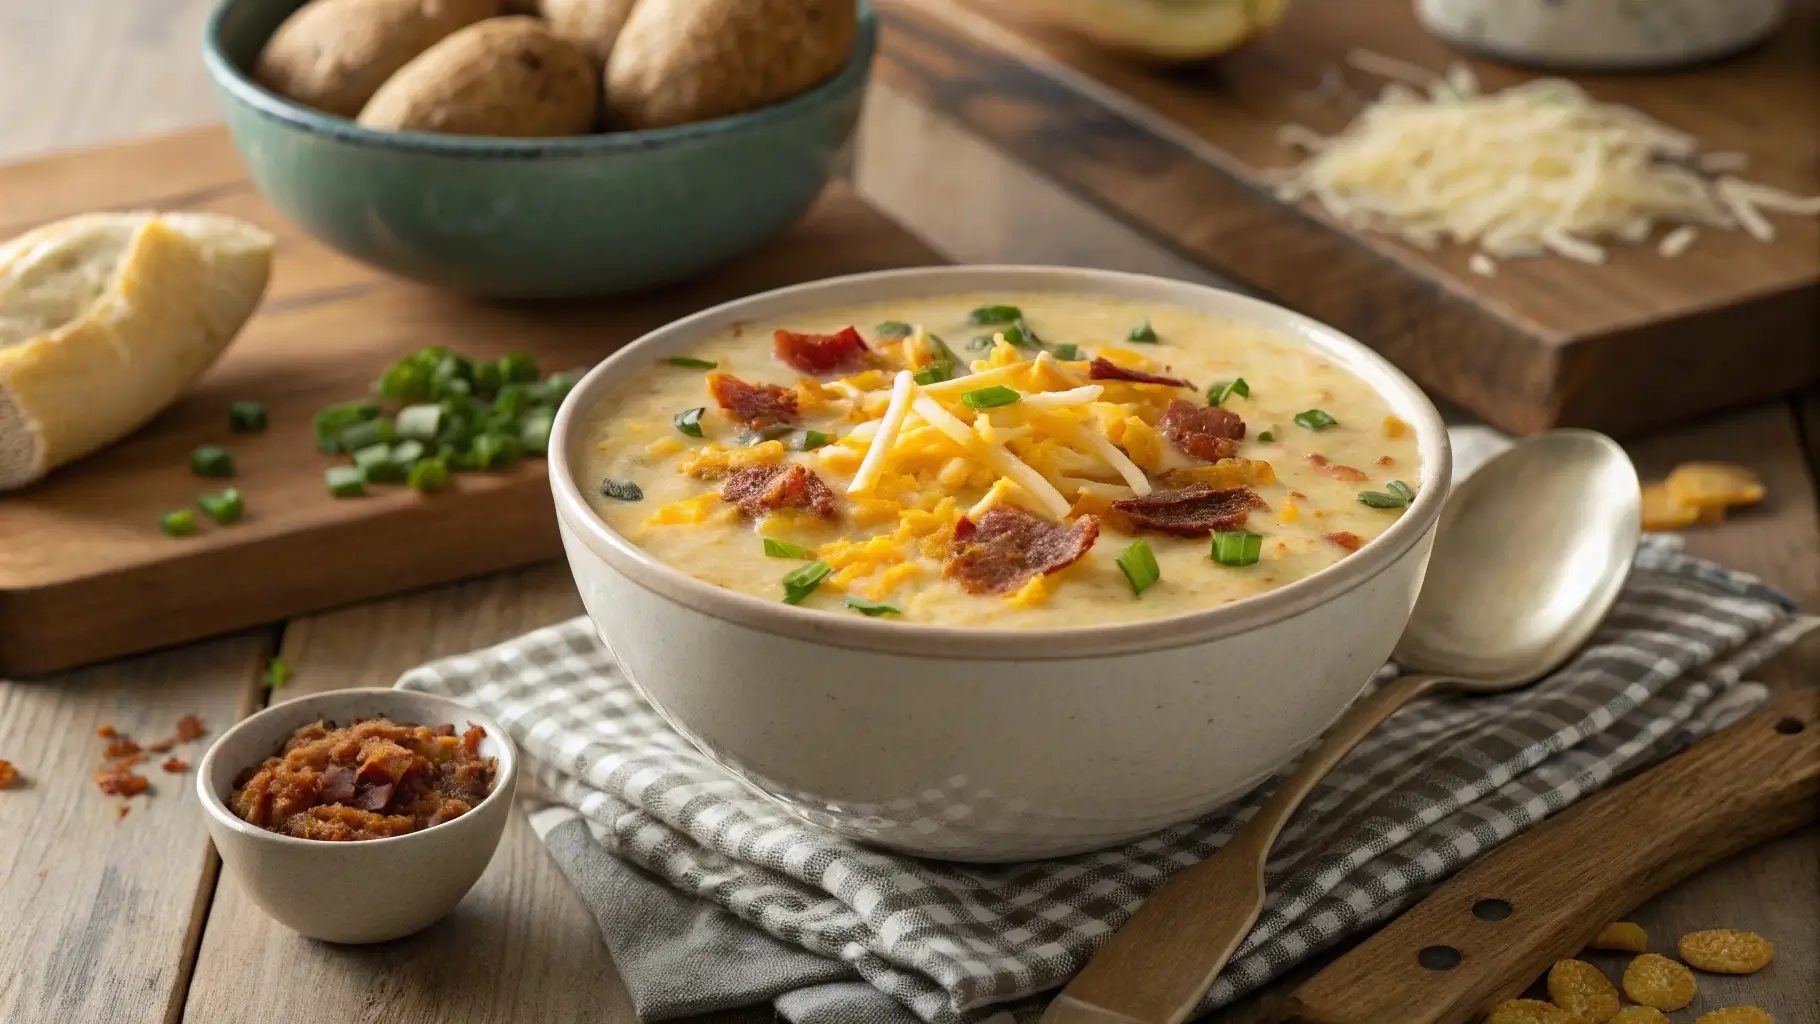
[707,372,798,428]
[721,464,838,518]
[1325,531,1364,552]
[117,805,130,820]
[174,715,206,742]
[1307,453,1369,482]
[1159,399,1246,463]
[944,506,1100,595]
[97,725,117,739]
[161,757,189,774]
[102,738,141,759]
[0,759,17,790]
[94,767,149,797]
[146,738,176,754]
[1111,485,1267,537]
[460,724,486,757]
[774,326,873,376]
[1088,357,1192,389]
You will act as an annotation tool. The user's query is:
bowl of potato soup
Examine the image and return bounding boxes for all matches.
[549,266,1449,861]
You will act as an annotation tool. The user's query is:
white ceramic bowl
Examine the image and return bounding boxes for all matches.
[549,266,1450,861]
[197,688,518,943]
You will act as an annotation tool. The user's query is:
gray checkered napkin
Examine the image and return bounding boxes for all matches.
[400,536,1814,1024]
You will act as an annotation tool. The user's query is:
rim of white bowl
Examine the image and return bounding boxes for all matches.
[549,266,1453,660]
[195,687,519,850]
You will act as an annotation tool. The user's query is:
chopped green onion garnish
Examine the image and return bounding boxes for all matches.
[961,386,1021,410]
[1000,320,1041,349]
[394,403,442,441]
[600,478,643,501]
[470,432,523,470]
[1207,378,1250,406]
[520,410,554,454]
[1211,531,1264,567]
[1115,539,1160,596]
[662,356,718,369]
[844,596,902,616]
[674,407,706,438]
[1257,430,1276,443]
[1358,490,1407,509]
[969,335,996,351]
[1049,342,1081,361]
[736,424,796,446]
[160,509,198,536]
[790,429,832,451]
[781,560,832,604]
[497,352,540,384]
[925,332,961,366]
[874,321,914,339]
[353,442,405,482]
[391,440,427,467]
[969,305,1023,325]
[1386,480,1415,503]
[325,465,365,498]
[408,457,451,493]
[1128,318,1158,343]
[263,656,289,690]
[763,538,810,559]
[337,417,396,452]
[229,401,268,433]
[190,445,235,478]
[197,488,244,525]
[912,363,953,386]
[1294,409,1338,431]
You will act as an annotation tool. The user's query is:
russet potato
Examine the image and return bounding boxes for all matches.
[357,17,599,137]
[537,0,640,64]
[253,0,501,117]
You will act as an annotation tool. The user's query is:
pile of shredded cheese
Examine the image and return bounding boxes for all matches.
[1274,49,1820,273]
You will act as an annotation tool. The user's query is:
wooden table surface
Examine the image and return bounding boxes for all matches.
[3,3,1816,1022]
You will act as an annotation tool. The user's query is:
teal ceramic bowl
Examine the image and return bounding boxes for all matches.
[202,0,875,298]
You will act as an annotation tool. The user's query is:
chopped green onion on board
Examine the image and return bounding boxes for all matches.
[160,509,198,536]
[408,457,451,493]
[197,488,244,525]
[229,401,268,433]
[263,656,289,690]
[190,445,234,478]
[325,465,365,498]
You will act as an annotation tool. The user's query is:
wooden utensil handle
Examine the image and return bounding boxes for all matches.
[1280,688,1820,1024]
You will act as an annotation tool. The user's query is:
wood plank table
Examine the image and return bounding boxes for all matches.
[3,3,1817,1021]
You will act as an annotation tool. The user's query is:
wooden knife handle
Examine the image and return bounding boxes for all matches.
[1280,688,1820,1024]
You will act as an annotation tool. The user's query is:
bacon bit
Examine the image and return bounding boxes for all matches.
[1112,486,1267,537]
[117,805,130,820]
[1377,455,1395,467]
[774,326,873,376]
[94,767,150,797]
[145,738,176,754]
[708,373,798,428]
[945,506,1100,595]
[1088,357,1192,389]
[0,759,17,790]
[109,752,148,772]
[1326,531,1364,551]
[721,464,838,518]
[1159,399,1246,463]
[97,725,117,739]
[161,757,189,774]
[174,715,206,742]
[460,724,486,757]
[102,738,142,759]
[1306,453,1369,482]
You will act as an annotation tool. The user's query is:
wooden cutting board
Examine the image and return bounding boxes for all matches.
[874,0,1820,436]
[0,128,942,677]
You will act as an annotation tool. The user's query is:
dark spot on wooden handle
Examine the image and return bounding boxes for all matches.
[1418,945,1461,971]
[1472,898,1513,921]
[1775,717,1806,735]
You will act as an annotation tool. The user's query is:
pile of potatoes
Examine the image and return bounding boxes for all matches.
[254,0,859,136]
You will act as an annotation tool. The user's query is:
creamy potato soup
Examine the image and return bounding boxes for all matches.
[581,294,1421,627]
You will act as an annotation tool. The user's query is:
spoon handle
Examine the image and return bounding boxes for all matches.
[1040,672,1453,1024]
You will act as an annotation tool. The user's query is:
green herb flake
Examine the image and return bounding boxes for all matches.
[1049,342,1081,361]
[190,445,235,478]
[674,407,706,438]
[1115,539,1160,596]
[229,401,268,433]
[1294,409,1338,431]
[912,363,953,386]
[925,332,961,366]
[1207,378,1251,406]
[1000,320,1041,349]
[160,509,198,537]
[197,488,244,525]
[600,478,644,501]
[1127,318,1158,343]
[1386,480,1415,502]
[844,596,902,617]
[662,356,719,369]
[262,656,289,690]
[960,385,1021,410]
[791,429,832,451]
[763,538,810,559]
[969,335,996,352]
[968,305,1023,325]
[1211,530,1264,567]
[325,465,366,498]
[874,321,914,339]
[782,560,833,604]
[1257,430,1276,443]
[1359,481,1415,509]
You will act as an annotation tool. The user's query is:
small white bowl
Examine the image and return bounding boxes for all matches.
[196,688,518,944]
[550,266,1450,862]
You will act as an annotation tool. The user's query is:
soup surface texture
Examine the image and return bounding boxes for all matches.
[581,294,1420,627]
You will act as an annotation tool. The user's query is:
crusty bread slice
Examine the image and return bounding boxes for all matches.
[0,212,274,490]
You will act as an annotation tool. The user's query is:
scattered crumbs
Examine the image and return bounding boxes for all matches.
[1468,253,1498,277]
[146,738,175,754]
[96,725,117,739]
[102,737,141,759]
[0,759,17,790]
[174,715,206,743]
[36,869,46,881]
[1377,455,1395,466]
[94,767,149,798]
[161,757,189,774]
[117,805,130,820]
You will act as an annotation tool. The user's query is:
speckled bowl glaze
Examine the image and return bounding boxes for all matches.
[201,0,875,298]
[197,688,518,943]
[549,267,1451,862]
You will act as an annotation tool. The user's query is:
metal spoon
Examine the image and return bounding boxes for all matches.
[1041,429,1642,1024]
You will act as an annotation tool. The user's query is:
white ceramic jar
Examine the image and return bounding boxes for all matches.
[1415,0,1786,71]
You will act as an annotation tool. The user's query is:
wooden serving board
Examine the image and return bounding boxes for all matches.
[0,128,942,677]
[874,0,1820,436]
